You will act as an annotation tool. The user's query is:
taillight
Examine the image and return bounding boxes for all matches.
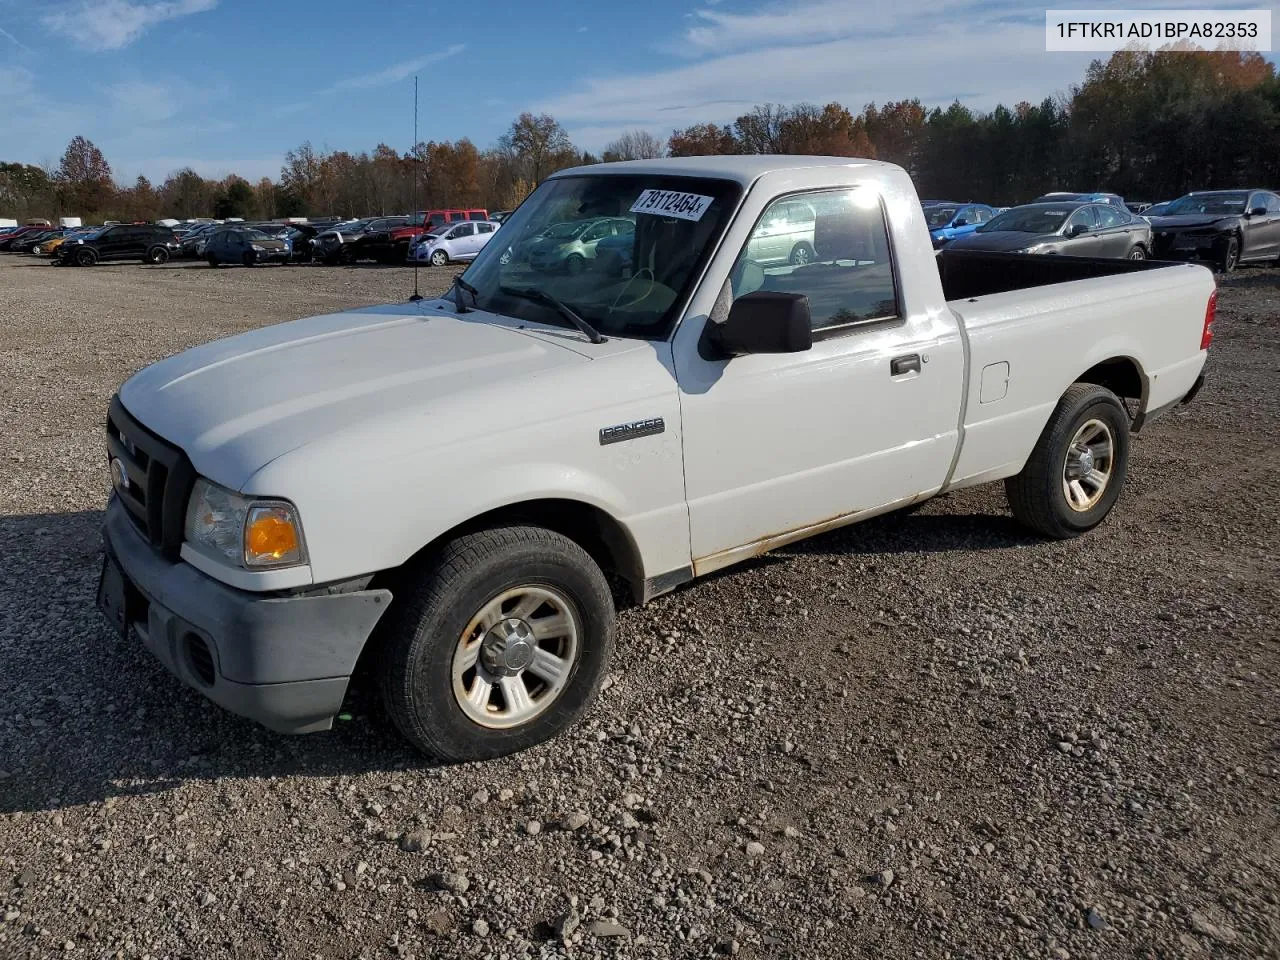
[1201,288,1217,351]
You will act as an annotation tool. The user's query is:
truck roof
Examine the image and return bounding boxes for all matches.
[550,155,898,188]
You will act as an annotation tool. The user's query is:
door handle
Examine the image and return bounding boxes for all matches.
[890,354,921,376]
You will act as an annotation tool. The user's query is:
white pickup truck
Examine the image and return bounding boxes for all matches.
[98,156,1214,760]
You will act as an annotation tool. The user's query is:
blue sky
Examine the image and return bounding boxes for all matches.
[0,0,1272,185]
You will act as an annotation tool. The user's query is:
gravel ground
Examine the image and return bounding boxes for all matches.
[0,255,1276,960]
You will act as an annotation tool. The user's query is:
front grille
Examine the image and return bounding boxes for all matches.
[184,634,216,687]
[107,395,196,560]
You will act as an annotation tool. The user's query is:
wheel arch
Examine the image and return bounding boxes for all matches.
[373,497,647,605]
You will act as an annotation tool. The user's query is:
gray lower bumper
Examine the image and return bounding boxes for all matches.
[103,497,392,734]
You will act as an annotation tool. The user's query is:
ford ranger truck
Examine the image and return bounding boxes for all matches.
[98,156,1214,760]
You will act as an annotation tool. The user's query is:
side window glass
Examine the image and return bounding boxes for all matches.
[1095,206,1124,228]
[477,222,495,234]
[454,223,475,237]
[1267,194,1280,214]
[731,188,899,332]
[1067,207,1096,231]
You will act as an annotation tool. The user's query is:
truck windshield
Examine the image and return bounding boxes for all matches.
[980,207,1070,234]
[459,173,742,340]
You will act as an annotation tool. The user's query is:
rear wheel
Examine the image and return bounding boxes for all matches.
[377,526,614,761]
[146,246,170,265]
[1005,383,1130,539]
[206,255,219,268]
[565,254,586,275]
[1126,244,1146,260]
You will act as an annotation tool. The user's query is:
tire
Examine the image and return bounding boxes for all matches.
[206,255,219,268]
[378,526,615,761]
[242,251,256,267]
[1005,383,1130,540]
[1220,235,1240,273]
[1126,244,1146,260]
[430,249,449,267]
[789,241,815,266]
[146,246,169,265]
[565,254,586,275]
[76,248,97,267]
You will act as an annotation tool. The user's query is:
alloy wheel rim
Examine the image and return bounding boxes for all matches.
[1062,418,1115,512]
[451,585,580,729]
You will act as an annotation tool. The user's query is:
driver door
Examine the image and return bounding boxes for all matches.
[675,185,965,569]
[1062,206,1102,255]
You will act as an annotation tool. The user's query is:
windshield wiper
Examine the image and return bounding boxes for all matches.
[452,275,479,313]
[499,285,606,344]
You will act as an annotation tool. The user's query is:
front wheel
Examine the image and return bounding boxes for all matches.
[146,246,170,264]
[1005,383,1130,539]
[789,241,815,266]
[1126,244,1146,260]
[430,249,449,267]
[206,255,219,268]
[565,254,586,275]
[377,526,615,761]
[1220,235,1240,273]
[242,251,256,267]
[76,248,97,267]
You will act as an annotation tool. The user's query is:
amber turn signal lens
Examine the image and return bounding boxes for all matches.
[244,505,303,565]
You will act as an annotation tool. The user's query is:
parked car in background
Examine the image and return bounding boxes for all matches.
[411,220,500,265]
[39,228,96,257]
[254,222,321,262]
[923,202,996,248]
[742,199,817,266]
[356,209,491,263]
[59,224,180,265]
[12,229,63,253]
[527,217,636,274]
[1142,200,1173,219]
[179,223,220,258]
[592,229,635,275]
[489,210,512,223]
[948,201,1153,258]
[312,216,408,264]
[1032,191,1127,209]
[1147,189,1280,272]
[0,224,54,250]
[205,226,291,267]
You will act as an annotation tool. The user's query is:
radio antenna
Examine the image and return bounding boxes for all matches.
[409,74,423,302]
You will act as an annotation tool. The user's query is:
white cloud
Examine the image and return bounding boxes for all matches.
[328,43,466,92]
[42,0,216,51]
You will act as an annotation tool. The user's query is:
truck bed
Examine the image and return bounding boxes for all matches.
[937,248,1179,301]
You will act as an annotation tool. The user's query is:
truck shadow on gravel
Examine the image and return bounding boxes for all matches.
[0,504,1031,815]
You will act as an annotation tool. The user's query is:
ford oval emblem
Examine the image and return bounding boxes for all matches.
[110,457,129,491]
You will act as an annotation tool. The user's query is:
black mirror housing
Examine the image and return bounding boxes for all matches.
[702,291,813,359]
[1249,206,1267,217]
[1068,224,1088,237]
[952,218,968,228]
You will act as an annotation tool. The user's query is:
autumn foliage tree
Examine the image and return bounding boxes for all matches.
[57,135,114,215]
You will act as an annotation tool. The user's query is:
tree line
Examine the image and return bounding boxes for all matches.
[3,49,1277,223]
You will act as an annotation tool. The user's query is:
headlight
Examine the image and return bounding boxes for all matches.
[184,478,307,568]
[251,244,266,252]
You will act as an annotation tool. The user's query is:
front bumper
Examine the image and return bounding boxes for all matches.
[1151,232,1228,261]
[102,496,391,734]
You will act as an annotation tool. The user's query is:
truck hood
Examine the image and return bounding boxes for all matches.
[118,302,589,491]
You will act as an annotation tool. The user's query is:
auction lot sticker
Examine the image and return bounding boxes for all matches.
[1046,9,1271,51]
[630,189,715,221]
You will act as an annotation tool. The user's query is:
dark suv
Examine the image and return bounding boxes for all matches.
[59,224,180,266]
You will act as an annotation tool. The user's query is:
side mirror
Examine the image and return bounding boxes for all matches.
[1249,206,1267,217]
[1068,224,1088,237]
[700,291,813,359]
[952,218,968,228]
